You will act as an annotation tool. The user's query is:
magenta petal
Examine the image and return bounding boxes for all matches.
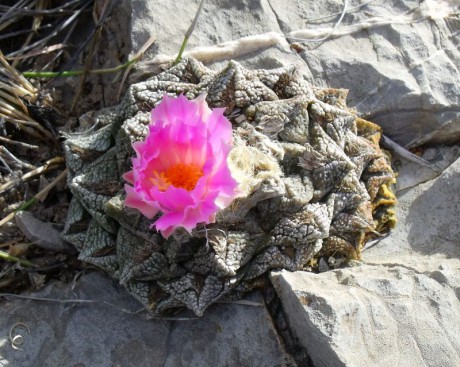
[123,94,239,238]
[122,170,134,184]
[124,184,159,218]
[207,109,233,145]
[154,186,194,211]
[184,193,219,227]
[194,94,212,120]
[208,162,238,195]
[154,211,185,237]
[132,141,146,158]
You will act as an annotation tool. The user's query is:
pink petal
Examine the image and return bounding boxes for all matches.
[207,109,233,146]
[124,94,240,238]
[151,186,194,212]
[208,162,238,196]
[124,184,159,218]
[122,170,134,184]
[152,94,199,128]
[194,94,213,121]
[132,141,146,158]
[154,211,185,237]
[183,193,219,228]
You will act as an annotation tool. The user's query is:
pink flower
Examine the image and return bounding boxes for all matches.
[123,94,238,238]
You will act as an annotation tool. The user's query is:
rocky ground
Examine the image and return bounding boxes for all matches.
[1,0,459,366]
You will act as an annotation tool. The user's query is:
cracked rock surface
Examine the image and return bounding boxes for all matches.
[0,272,295,367]
[271,157,460,367]
[271,264,460,367]
[132,0,460,148]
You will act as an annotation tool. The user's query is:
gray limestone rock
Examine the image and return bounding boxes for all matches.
[130,0,460,148]
[128,0,312,79]
[269,0,460,148]
[271,267,460,367]
[365,156,460,266]
[270,154,460,367]
[15,211,76,254]
[0,272,295,367]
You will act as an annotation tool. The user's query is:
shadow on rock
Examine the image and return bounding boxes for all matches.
[406,162,460,257]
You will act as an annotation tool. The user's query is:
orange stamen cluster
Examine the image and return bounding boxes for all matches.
[151,163,203,191]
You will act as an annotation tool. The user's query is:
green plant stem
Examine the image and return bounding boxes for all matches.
[173,0,206,65]
[0,250,34,267]
[22,56,140,78]
[174,36,189,65]
[15,197,38,212]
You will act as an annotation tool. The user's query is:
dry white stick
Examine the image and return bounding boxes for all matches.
[139,32,287,68]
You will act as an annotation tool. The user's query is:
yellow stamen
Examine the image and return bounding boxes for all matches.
[151,163,203,191]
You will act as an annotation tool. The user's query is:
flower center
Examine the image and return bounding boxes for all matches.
[151,163,203,191]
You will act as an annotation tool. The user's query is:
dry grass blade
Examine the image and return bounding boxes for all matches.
[0,169,68,229]
[70,0,113,112]
[0,105,55,141]
[9,322,31,351]
[6,5,87,60]
[11,0,46,68]
[116,36,156,100]
[0,145,36,170]
[7,43,67,61]
[0,156,64,194]
[0,136,39,149]
[0,22,52,41]
[0,50,36,99]
[0,85,29,114]
[1,0,91,66]
[0,0,34,33]
[0,51,56,141]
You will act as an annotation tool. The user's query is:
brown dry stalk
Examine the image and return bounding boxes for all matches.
[70,0,110,112]
[0,51,36,100]
[0,136,39,150]
[117,35,156,100]
[0,168,68,228]
[0,157,64,194]
[11,0,46,68]
[0,51,56,141]
[0,146,36,170]
[0,104,55,141]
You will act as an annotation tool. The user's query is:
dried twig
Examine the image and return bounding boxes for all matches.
[7,44,67,61]
[0,135,39,149]
[0,156,64,194]
[70,0,111,112]
[3,0,91,62]
[117,35,156,100]
[0,153,14,175]
[0,146,36,170]
[0,168,67,228]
